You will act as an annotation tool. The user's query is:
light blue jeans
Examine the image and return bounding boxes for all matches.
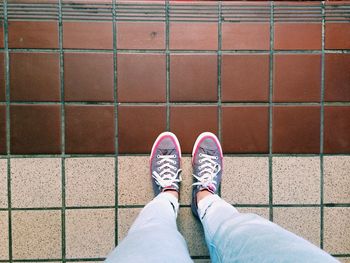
[105,193,338,263]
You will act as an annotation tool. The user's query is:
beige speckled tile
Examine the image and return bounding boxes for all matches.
[237,207,270,220]
[117,208,142,242]
[338,258,350,263]
[11,158,61,208]
[65,158,115,207]
[12,210,61,259]
[65,209,115,259]
[0,159,7,208]
[272,157,320,204]
[273,207,320,247]
[324,156,350,203]
[221,157,269,204]
[324,207,350,254]
[177,207,209,257]
[118,156,153,205]
[179,157,193,206]
[0,211,8,260]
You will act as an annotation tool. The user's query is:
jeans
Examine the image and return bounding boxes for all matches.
[105,193,338,263]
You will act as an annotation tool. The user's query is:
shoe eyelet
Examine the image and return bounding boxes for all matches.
[157,167,160,171]
[157,161,160,164]
[199,160,202,163]
[215,156,218,160]
[173,154,176,158]
[157,155,160,158]
[199,153,202,157]
[173,161,177,164]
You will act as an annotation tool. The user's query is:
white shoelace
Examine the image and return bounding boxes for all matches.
[193,153,221,192]
[152,154,182,189]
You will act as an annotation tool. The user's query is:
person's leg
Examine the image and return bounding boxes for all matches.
[191,132,338,263]
[105,132,192,263]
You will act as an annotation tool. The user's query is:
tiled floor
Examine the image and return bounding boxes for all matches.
[0,0,350,262]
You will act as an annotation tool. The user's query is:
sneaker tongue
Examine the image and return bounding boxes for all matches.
[158,148,176,156]
[200,147,217,156]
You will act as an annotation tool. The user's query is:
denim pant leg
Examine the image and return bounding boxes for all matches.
[105,192,193,263]
[198,195,338,263]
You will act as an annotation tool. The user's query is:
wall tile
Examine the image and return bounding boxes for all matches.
[10,52,60,101]
[170,106,218,153]
[8,21,59,48]
[65,105,115,154]
[170,54,217,102]
[324,106,350,153]
[118,106,166,153]
[222,54,269,102]
[117,22,165,50]
[272,106,320,153]
[64,53,114,102]
[63,22,113,49]
[0,106,6,154]
[222,106,269,153]
[170,22,218,50]
[0,159,6,208]
[325,23,350,49]
[10,105,61,154]
[0,212,8,260]
[117,53,166,102]
[273,54,321,102]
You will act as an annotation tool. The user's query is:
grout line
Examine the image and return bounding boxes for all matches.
[166,0,170,131]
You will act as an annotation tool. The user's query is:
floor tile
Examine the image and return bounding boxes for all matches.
[222,106,269,153]
[117,22,165,50]
[325,54,350,102]
[0,211,8,260]
[118,156,153,205]
[221,54,269,102]
[170,106,218,153]
[274,23,321,50]
[65,105,115,154]
[273,207,320,247]
[65,209,114,259]
[0,52,5,101]
[338,258,350,263]
[324,156,350,204]
[8,21,59,48]
[273,54,321,102]
[64,53,114,102]
[193,260,211,263]
[170,54,217,102]
[118,106,166,153]
[11,158,61,208]
[0,106,6,154]
[324,106,350,153]
[0,159,6,208]
[10,52,60,101]
[117,208,141,241]
[177,207,209,257]
[272,157,320,204]
[63,22,113,49]
[12,210,61,259]
[324,207,350,254]
[272,106,320,153]
[10,105,61,154]
[170,22,218,50]
[117,53,166,102]
[179,157,194,206]
[0,24,3,49]
[65,158,115,207]
[221,157,269,205]
[222,23,270,50]
[237,207,270,220]
[325,23,350,49]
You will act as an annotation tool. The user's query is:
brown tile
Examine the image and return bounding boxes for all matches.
[170,106,218,153]
[273,106,320,153]
[117,22,165,50]
[8,21,59,48]
[10,105,61,154]
[63,22,113,49]
[0,52,5,101]
[222,106,269,153]
[170,54,217,102]
[64,53,114,102]
[324,106,350,154]
[222,23,270,50]
[325,54,350,102]
[117,53,166,102]
[274,23,322,50]
[222,54,269,102]
[65,105,115,154]
[118,106,166,153]
[273,54,321,102]
[170,22,218,50]
[325,23,350,49]
[0,106,6,154]
[10,52,60,101]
